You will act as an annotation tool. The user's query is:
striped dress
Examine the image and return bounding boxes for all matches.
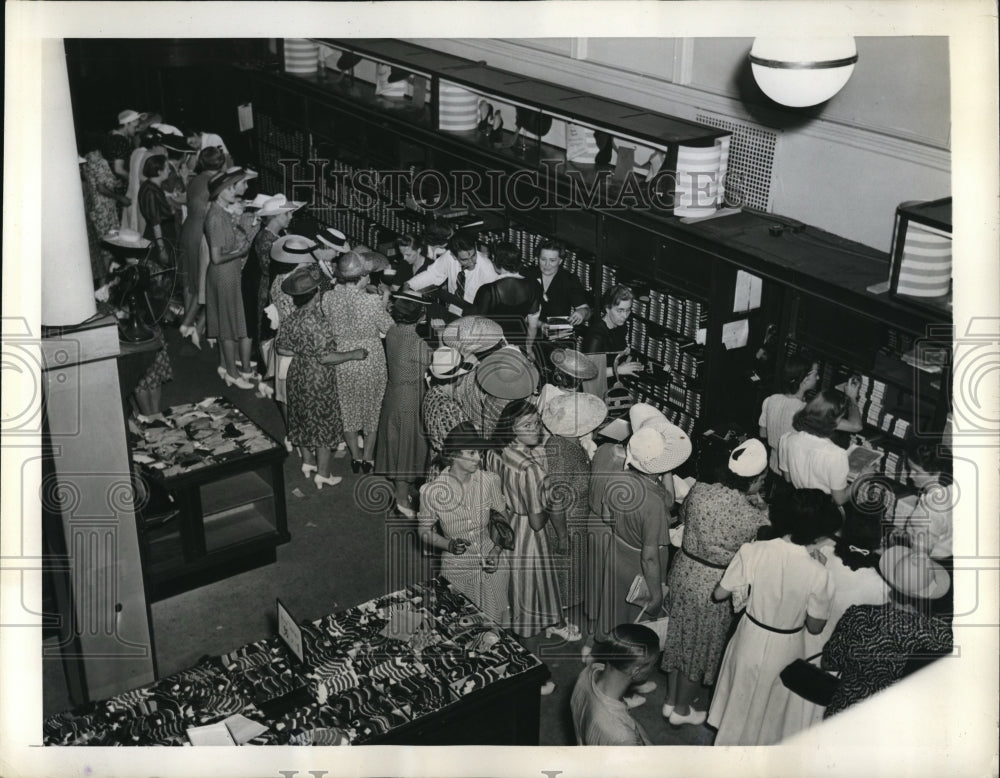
[489,442,561,637]
[418,468,512,627]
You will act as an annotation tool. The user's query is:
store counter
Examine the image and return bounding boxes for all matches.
[44,578,547,746]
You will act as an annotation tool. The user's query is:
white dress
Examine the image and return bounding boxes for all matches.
[707,538,831,746]
[777,539,889,739]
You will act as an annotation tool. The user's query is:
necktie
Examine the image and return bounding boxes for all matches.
[455,269,467,301]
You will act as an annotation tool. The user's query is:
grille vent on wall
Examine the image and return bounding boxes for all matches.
[696,113,778,212]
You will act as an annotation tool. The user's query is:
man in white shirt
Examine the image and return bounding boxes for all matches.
[403,233,498,318]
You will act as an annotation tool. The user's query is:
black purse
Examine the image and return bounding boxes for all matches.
[780,652,839,707]
[488,509,515,551]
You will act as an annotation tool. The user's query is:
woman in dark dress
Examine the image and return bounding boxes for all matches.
[276,265,369,490]
[137,154,180,267]
[469,241,542,349]
[581,283,643,397]
[177,146,227,349]
[376,293,433,516]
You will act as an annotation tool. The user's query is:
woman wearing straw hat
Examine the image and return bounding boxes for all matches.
[322,251,395,473]
[276,264,368,490]
[245,194,305,364]
[659,438,771,728]
[177,146,227,349]
[540,391,608,620]
[375,292,434,516]
[418,422,512,627]
[106,108,140,184]
[820,545,952,722]
[204,167,261,388]
[421,346,475,480]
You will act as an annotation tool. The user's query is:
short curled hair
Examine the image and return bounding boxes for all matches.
[591,623,660,673]
[448,232,477,256]
[390,296,425,325]
[492,242,522,273]
[602,284,634,312]
[195,146,226,174]
[781,355,816,394]
[490,399,539,449]
[767,487,842,546]
[533,238,566,260]
[142,154,168,180]
[906,437,953,484]
[792,389,850,438]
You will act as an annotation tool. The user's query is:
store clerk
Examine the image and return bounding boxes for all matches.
[403,232,499,319]
[522,239,591,326]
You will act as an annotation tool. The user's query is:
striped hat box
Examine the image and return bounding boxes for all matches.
[895,221,952,298]
[674,144,723,217]
[438,81,480,132]
[284,39,319,74]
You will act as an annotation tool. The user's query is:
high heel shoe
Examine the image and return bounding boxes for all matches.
[668,708,707,727]
[350,459,362,474]
[544,622,582,642]
[284,437,294,454]
[314,474,343,490]
[179,325,201,349]
[301,463,318,479]
[216,366,228,380]
[222,372,254,389]
[361,460,374,474]
[240,371,262,383]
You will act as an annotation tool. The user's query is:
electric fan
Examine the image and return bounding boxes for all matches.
[109,241,179,343]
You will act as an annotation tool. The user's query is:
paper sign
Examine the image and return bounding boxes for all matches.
[734,270,763,313]
[224,714,268,745]
[187,721,235,746]
[276,598,304,663]
[722,319,749,350]
[238,103,254,133]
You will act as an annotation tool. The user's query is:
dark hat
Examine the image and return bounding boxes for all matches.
[336,51,362,71]
[280,265,322,296]
[442,421,490,455]
[388,67,410,83]
[476,349,540,400]
[392,290,430,305]
[208,167,255,201]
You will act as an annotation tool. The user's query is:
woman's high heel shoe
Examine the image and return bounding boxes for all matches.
[283,437,294,454]
[350,459,362,474]
[314,474,343,490]
[301,463,318,479]
[545,622,582,642]
[179,325,201,349]
[222,372,254,389]
[216,366,228,380]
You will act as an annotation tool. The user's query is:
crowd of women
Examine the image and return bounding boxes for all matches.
[80,110,954,745]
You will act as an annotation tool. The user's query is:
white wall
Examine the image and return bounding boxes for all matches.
[406,37,951,252]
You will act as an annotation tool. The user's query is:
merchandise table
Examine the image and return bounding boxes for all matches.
[128,396,289,600]
[44,578,548,746]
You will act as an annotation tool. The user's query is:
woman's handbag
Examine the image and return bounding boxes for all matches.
[633,606,670,649]
[780,653,840,707]
[487,509,515,551]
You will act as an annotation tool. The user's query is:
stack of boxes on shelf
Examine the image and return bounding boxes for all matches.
[625,288,706,435]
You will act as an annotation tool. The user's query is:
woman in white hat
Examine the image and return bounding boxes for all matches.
[106,108,140,183]
[708,488,842,745]
[245,194,304,364]
[659,438,771,728]
[540,391,608,622]
[177,146,227,348]
[204,167,262,388]
[820,545,952,721]
[421,346,474,480]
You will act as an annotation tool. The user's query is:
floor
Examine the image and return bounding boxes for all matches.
[43,326,712,746]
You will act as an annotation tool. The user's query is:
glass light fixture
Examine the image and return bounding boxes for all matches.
[749,37,858,107]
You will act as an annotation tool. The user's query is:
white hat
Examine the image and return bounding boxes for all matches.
[879,546,950,600]
[728,438,767,478]
[316,227,351,253]
[257,194,306,218]
[625,422,692,474]
[270,234,319,265]
[118,109,141,126]
[429,346,476,380]
[542,392,608,438]
[629,403,671,434]
[151,122,183,137]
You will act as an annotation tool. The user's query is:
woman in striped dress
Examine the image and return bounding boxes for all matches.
[488,400,581,644]
[418,422,511,628]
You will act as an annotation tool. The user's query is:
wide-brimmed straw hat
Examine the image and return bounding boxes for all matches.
[336,250,388,280]
[551,348,599,380]
[429,346,476,380]
[879,546,951,600]
[728,438,767,478]
[208,167,256,200]
[118,109,141,126]
[256,194,306,218]
[625,414,692,474]
[101,227,151,250]
[244,193,271,210]
[441,316,505,356]
[271,235,319,265]
[316,227,351,253]
[542,392,608,438]
[476,349,540,400]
